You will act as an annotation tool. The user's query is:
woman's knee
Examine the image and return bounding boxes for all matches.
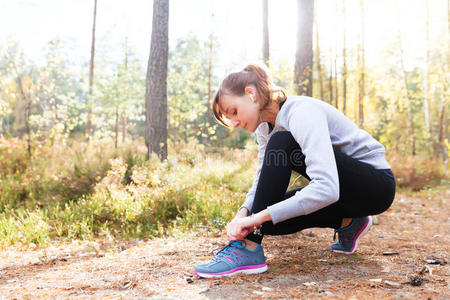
[372,182,396,215]
[265,132,305,168]
[267,131,296,149]
[265,131,309,172]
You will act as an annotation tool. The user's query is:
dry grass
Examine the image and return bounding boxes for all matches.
[0,187,448,299]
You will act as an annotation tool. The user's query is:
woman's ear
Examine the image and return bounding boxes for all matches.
[244,85,255,95]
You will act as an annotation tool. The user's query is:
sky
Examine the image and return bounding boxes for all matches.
[0,0,448,78]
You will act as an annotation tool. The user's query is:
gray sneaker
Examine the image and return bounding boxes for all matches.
[331,216,372,254]
[194,240,267,278]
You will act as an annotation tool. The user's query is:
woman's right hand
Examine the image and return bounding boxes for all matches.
[226,207,250,240]
[226,218,249,241]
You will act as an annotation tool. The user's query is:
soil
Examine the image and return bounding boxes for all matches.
[0,187,448,299]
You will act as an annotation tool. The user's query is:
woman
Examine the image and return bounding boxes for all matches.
[194,64,395,278]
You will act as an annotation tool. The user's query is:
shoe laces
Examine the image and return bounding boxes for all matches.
[333,228,352,242]
[210,240,246,261]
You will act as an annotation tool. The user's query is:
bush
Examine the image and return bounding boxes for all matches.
[0,209,50,247]
[0,137,258,247]
[388,152,446,191]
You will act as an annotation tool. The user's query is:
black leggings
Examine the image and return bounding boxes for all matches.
[245,131,396,244]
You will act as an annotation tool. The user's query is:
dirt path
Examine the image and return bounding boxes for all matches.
[0,188,448,299]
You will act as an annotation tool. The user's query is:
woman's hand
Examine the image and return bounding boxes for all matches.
[226,209,272,241]
[226,215,264,241]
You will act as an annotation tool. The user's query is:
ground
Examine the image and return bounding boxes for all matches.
[0,187,448,299]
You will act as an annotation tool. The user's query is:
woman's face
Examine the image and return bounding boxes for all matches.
[219,89,261,132]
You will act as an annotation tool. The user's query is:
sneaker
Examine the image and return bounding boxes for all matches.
[194,240,267,278]
[330,216,373,254]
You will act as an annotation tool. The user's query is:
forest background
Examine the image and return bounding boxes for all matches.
[0,0,448,248]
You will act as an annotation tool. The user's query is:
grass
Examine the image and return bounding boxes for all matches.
[0,137,257,248]
[0,136,447,249]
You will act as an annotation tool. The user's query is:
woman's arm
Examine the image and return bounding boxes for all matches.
[266,103,340,224]
[227,208,272,241]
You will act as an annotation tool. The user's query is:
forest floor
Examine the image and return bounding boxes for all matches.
[0,187,448,299]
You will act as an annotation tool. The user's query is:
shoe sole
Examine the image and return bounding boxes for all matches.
[194,264,268,278]
[331,216,373,255]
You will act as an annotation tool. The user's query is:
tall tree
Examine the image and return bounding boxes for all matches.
[294,0,314,96]
[86,0,97,139]
[342,0,348,115]
[396,2,415,155]
[423,0,431,139]
[358,0,365,128]
[436,0,449,159]
[16,76,32,155]
[122,38,129,144]
[333,0,339,109]
[262,0,270,66]
[328,46,333,105]
[145,0,169,160]
[204,34,215,142]
[314,0,323,99]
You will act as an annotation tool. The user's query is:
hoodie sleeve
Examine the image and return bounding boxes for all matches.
[266,104,340,224]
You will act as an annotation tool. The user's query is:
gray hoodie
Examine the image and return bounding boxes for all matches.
[241,96,390,224]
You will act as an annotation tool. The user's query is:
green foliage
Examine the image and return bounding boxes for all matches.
[95,40,145,143]
[0,137,257,248]
[0,24,448,250]
[167,34,219,144]
[0,209,50,247]
[0,133,447,249]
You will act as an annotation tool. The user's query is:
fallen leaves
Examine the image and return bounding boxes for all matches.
[0,188,449,299]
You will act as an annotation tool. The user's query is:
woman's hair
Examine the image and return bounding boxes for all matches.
[212,64,287,128]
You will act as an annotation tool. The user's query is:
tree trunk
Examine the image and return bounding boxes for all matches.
[51,94,58,145]
[437,96,447,159]
[333,0,339,109]
[122,113,126,143]
[115,106,119,150]
[294,0,314,96]
[86,0,97,139]
[314,0,323,99]
[204,34,214,142]
[145,0,169,161]
[400,55,415,155]
[342,0,347,115]
[424,0,431,142]
[334,49,338,108]
[397,19,416,155]
[25,94,31,157]
[355,41,360,122]
[436,0,449,161]
[6,114,10,135]
[328,54,333,105]
[358,0,365,128]
[17,76,32,156]
[122,40,128,145]
[262,0,270,67]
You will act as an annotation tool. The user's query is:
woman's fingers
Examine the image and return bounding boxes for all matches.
[228,224,247,240]
[226,219,253,240]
